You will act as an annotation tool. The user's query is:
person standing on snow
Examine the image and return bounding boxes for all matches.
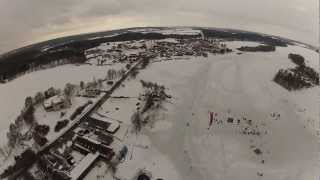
[208,111,214,129]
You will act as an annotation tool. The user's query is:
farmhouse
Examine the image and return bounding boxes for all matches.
[43,95,68,111]
[87,114,120,134]
[77,87,100,98]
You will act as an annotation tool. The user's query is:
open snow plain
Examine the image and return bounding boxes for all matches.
[118,42,319,180]
[0,37,318,180]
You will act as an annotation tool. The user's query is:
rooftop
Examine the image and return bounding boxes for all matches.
[43,95,65,108]
[90,114,120,133]
[69,152,99,180]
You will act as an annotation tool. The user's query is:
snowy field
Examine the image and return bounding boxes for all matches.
[0,37,318,180]
[110,42,319,180]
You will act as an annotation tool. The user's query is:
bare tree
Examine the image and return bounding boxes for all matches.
[131,111,142,133]
[97,79,103,88]
[34,92,45,105]
[80,81,85,90]
[24,96,33,108]
[107,69,117,80]
[64,83,75,98]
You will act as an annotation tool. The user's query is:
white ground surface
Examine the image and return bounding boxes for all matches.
[0,39,318,180]
[88,41,319,180]
[127,43,319,180]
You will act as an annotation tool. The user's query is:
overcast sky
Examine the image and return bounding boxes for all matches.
[0,0,318,54]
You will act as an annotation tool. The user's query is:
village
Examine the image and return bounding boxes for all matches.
[84,35,232,66]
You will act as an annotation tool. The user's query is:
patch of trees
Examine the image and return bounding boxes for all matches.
[201,28,290,47]
[96,31,200,43]
[105,68,126,81]
[34,92,45,104]
[23,102,36,125]
[33,124,50,147]
[131,112,142,133]
[70,105,85,120]
[253,148,262,155]
[80,81,85,90]
[0,46,86,83]
[288,53,305,66]
[126,63,132,70]
[129,67,139,79]
[140,80,171,113]
[140,57,150,69]
[33,132,48,147]
[22,171,37,180]
[106,69,118,80]
[130,80,171,133]
[54,119,69,132]
[237,45,276,52]
[63,83,76,108]
[64,83,76,97]
[274,59,319,90]
[34,124,50,136]
[0,149,37,179]
[70,101,91,120]
[7,96,37,148]
[7,119,23,148]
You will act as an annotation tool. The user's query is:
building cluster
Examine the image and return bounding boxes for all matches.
[84,41,150,65]
[84,38,232,66]
[149,38,231,59]
[37,114,121,180]
[77,87,101,98]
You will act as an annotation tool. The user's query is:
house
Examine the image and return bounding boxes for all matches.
[85,88,100,98]
[73,136,114,159]
[95,130,114,145]
[43,95,67,111]
[77,88,100,98]
[88,114,120,134]
[74,136,100,153]
[128,53,138,61]
[69,152,99,180]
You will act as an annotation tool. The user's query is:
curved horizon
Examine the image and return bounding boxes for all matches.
[0,0,318,54]
[0,26,317,57]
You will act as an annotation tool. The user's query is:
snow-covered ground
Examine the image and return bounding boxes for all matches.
[0,37,318,180]
[82,41,319,180]
[83,41,320,180]
[125,43,319,180]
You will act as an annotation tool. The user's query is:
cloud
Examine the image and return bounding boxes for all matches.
[0,0,318,53]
